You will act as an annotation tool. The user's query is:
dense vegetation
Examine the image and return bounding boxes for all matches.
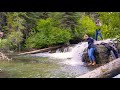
[0,12,120,51]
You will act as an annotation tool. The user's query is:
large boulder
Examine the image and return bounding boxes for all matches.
[113,37,120,56]
[115,40,120,54]
[82,39,120,64]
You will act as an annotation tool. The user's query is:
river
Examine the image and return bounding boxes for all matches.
[0,39,118,78]
[0,42,94,78]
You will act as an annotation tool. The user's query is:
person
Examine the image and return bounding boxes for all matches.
[0,30,3,38]
[84,34,96,66]
[95,19,103,41]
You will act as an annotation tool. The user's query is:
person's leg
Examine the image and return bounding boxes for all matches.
[96,30,99,41]
[89,48,96,65]
[88,49,92,65]
[98,30,103,40]
[95,30,98,41]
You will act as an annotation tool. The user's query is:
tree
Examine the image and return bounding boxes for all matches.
[98,12,120,38]
[78,15,96,38]
[25,18,71,49]
[60,12,81,32]
[3,12,26,51]
[23,12,50,39]
[0,12,120,51]
[0,12,6,29]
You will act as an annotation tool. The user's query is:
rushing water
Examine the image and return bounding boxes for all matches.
[31,39,114,65]
[113,74,120,78]
[31,42,88,66]
[29,39,115,78]
[0,39,116,78]
[0,42,92,78]
[28,42,93,77]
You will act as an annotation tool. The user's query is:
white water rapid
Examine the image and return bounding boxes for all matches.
[31,39,114,66]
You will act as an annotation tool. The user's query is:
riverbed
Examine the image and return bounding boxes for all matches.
[1,39,117,78]
[0,55,94,78]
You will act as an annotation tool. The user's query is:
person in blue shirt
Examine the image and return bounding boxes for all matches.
[84,34,96,66]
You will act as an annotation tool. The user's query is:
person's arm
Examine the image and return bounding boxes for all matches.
[87,38,93,49]
[99,22,102,26]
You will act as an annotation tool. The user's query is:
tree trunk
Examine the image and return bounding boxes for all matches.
[77,58,120,78]
[17,45,62,55]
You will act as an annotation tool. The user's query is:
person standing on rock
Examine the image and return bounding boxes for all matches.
[84,34,96,66]
[95,19,103,41]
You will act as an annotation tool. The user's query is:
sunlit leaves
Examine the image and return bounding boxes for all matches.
[26,18,71,49]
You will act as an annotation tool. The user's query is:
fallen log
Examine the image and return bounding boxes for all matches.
[0,52,11,61]
[17,45,62,55]
[77,58,120,78]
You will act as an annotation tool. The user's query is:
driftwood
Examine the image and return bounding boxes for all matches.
[0,52,11,61]
[77,58,120,78]
[17,45,62,55]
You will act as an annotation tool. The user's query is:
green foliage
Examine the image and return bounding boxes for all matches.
[60,12,81,28]
[25,18,71,49]
[78,15,96,38]
[0,39,9,49]
[0,12,120,50]
[98,12,120,39]
[115,34,120,43]
[0,12,25,50]
[49,12,63,27]
[7,31,23,47]
[0,31,23,49]
[5,12,26,32]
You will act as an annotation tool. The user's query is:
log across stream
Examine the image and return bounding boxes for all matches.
[77,58,120,78]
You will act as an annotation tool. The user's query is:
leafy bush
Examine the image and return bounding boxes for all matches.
[78,15,96,38]
[98,12,120,39]
[0,31,23,50]
[7,31,23,47]
[25,18,71,49]
[0,39,9,49]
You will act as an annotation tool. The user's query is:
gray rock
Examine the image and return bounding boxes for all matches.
[82,40,120,64]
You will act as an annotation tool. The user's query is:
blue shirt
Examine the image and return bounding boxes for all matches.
[87,37,95,49]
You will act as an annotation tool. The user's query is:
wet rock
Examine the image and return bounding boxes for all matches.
[116,42,120,54]
[114,38,120,55]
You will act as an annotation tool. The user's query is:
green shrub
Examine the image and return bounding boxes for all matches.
[78,15,96,38]
[25,18,71,49]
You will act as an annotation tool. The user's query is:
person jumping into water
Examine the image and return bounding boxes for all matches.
[95,19,103,41]
[84,34,96,66]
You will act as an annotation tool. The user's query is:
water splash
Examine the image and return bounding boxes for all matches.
[31,42,88,66]
[31,39,114,66]
[61,42,88,66]
[113,74,120,78]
